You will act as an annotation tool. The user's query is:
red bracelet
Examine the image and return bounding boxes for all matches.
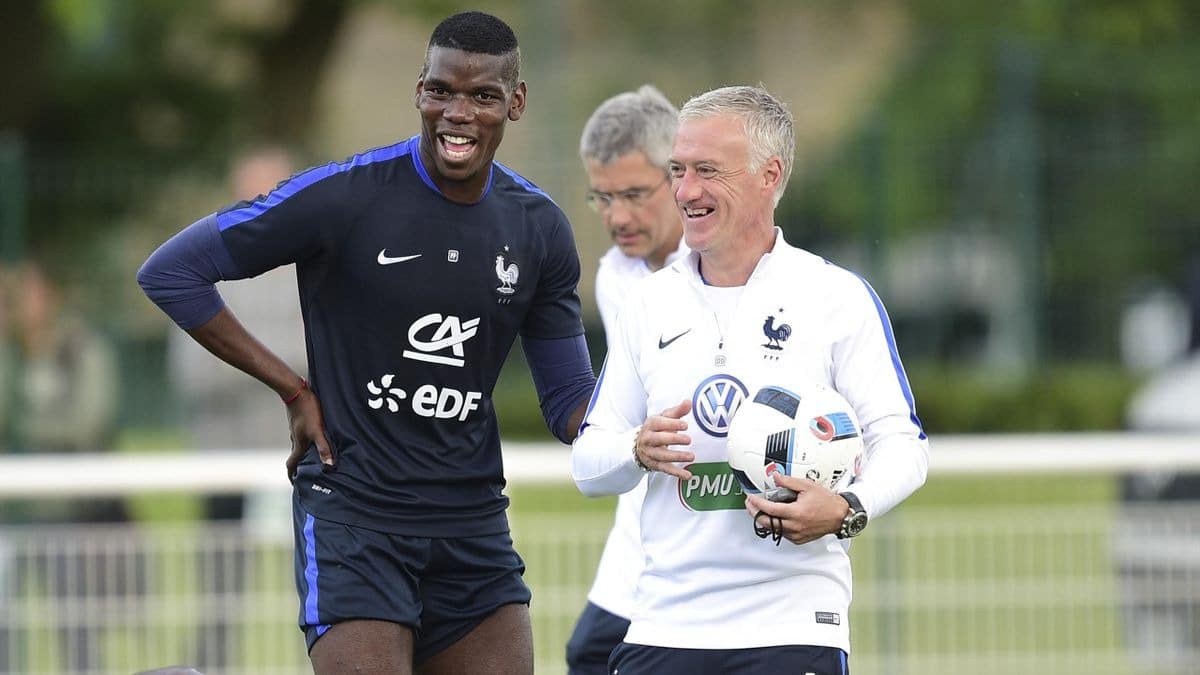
[283,378,308,405]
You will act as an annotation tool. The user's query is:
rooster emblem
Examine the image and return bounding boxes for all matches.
[762,314,792,350]
[495,253,519,295]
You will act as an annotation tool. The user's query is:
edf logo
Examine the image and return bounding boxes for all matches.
[692,374,749,437]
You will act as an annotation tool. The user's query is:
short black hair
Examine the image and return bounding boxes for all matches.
[423,11,521,89]
[430,11,518,54]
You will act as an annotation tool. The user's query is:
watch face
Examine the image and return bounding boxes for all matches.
[846,513,868,537]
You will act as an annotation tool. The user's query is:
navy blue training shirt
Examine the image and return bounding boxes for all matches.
[202,136,585,537]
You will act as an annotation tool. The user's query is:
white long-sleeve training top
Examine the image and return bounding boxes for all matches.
[572,230,929,652]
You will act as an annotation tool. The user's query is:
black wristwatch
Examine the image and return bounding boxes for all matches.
[836,492,868,539]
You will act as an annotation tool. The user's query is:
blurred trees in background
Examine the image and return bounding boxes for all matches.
[0,0,352,261]
[0,0,1196,437]
[789,0,1200,366]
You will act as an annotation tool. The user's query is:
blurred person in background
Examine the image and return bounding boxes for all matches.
[0,258,125,672]
[168,145,305,474]
[572,85,928,674]
[1126,255,1200,429]
[1119,253,1200,670]
[6,259,121,518]
[566,84,687,675]
[164,144,302,670]
[167,144,305,523]
[13,259,119,455]
[138,10,595,674]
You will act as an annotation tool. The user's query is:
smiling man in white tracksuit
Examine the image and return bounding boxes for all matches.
[571,85,929,675]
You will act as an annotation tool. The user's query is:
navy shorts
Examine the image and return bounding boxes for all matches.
[566,601,631,675]
[609,642,849,675]
[292,497,532,664]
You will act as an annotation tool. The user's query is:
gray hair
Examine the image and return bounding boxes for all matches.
[679,85,795,206]
[580,85,679,169]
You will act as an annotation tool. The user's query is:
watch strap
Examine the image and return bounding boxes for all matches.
[837,491,868,539]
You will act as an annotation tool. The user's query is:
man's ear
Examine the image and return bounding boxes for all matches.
[413,79,424,109]
[508,81,528,122]
[761,156,783,195]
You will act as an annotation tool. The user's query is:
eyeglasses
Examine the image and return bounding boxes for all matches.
[585,175,670,213]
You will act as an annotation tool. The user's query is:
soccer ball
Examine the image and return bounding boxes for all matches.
[727,382,863,502]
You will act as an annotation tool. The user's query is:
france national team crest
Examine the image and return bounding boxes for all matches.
[494,245,519,303]
[761,309,792,361]
[692,374,749,437]
[761,310,792,350]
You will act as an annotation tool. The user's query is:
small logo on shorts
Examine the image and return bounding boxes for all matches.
[815,611,840,625]
[310,483,332,495]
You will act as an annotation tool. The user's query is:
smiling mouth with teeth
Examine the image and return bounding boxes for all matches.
[439,134,477,160]
[684,207,714,218]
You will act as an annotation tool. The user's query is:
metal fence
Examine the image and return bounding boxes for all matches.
[1,438,1198,675]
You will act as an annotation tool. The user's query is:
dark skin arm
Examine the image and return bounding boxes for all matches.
[185,306,334,479]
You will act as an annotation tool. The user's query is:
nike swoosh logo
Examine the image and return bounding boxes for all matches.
[658,329,691,349]
[378,250,422,265]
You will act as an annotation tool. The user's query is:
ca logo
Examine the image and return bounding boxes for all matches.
[402,313,480,367]
[691,374,749,437]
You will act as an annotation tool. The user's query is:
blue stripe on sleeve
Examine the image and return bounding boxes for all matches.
[216,137,417,231]
[855,275,927,440]
[494,161,556,205]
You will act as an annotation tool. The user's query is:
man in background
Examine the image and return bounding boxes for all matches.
[163,144,302,668]
[167,146,304,471]
[0,258,123,671]
[10,260,120,463]
[567,84,686,674]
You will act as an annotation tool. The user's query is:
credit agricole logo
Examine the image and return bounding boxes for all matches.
[677,462,746,511]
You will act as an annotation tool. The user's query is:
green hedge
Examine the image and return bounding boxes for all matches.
[908,363,1140,433]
